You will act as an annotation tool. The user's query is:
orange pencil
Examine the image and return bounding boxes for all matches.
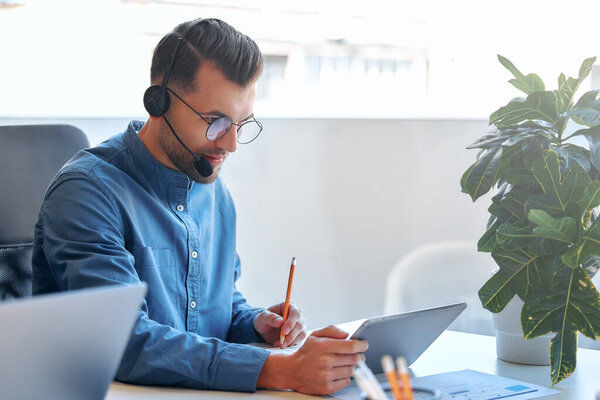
[381,355,403,400]
[396,356,413,400]
[280,257,296,348]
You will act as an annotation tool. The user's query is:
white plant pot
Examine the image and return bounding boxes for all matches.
[492,296,553,365]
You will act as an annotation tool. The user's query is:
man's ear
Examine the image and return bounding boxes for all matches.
[149,115,161,121]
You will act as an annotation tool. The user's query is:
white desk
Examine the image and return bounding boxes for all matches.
[105,330,600,399]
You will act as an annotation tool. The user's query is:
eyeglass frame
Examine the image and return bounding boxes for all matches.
[167,88,263,144]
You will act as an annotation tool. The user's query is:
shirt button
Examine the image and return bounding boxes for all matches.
[191,251,198,259]
[190,301,197,309]
[176,204,185,212]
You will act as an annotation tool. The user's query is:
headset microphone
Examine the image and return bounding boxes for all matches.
[162,114,214,178]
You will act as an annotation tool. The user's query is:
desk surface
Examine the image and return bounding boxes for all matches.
[105,329,600,400]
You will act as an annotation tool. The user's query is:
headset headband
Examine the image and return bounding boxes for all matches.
[158,18,205,106]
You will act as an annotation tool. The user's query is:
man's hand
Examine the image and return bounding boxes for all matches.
[256,325,369,395]
[254,301,307,348]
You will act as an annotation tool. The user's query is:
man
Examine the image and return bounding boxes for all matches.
[32,18,367,395]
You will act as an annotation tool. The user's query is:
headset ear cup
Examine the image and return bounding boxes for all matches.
[143,85,170,117]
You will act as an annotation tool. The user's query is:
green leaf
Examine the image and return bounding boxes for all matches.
[576,181,600,215]
[461,163,475,191]
[532,150,567,209]
[496,222,536,250]
[479,249,553,311]
[521,265,600,383]
[558,73,566,88]
[567,126,600,172]
[499,188,530,219]
[490,92,559,128]
[467,130,512,150]
[562,165,592,214]
[571,125,600,139]
[501,132,535,147]
[521,137,550,166]
[504,167,540,187]
[562,144,591,172]
[586,135,600,172]
[555,57,597,114]
[563,90,600,127]
[549,330,577,384]
[531,150,589,215]
[461,146,504,201]
[479,219,500,252]
[574,89,599,109]
[563,217,600,268]
[525,193,564,218]
[498,55,545,95]
[469,125,556,150]
[527,209,578,244]
[527,237,570,257]
[578,57,596,82]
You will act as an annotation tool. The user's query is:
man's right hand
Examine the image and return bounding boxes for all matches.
[257,325,369,395]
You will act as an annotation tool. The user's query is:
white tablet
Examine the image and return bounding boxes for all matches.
[350,302,466,374]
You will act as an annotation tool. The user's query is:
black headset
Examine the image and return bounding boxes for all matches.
[142,18,214,178]
[143,18,205,117]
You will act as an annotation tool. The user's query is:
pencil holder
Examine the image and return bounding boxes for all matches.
[359,382,442,400]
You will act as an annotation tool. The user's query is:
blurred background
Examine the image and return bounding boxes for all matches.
[1,0,600,329]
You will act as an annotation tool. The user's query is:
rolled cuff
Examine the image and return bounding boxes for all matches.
[214,344,270,392]
[229,307,265,343]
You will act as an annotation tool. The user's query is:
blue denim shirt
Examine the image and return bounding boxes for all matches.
[32,121,270,391]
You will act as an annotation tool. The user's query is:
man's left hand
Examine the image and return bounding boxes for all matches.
[254,302,307,348]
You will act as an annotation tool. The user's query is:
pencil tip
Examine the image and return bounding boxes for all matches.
[291,257,296,265]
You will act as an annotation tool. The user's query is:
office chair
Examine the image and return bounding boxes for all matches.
[0,124,89,301]
[384,240,496,336]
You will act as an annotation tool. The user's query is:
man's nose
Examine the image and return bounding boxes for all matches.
[216,127,237,153]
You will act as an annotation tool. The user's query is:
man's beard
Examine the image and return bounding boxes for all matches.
[158,125,221,184]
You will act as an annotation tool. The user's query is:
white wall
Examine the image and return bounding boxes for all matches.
[225,118,491,328]
[0,117,492,328]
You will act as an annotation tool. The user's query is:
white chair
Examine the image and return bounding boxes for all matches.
[384,240,496,336]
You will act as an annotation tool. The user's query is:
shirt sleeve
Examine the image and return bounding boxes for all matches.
[227,254,266,344]
[37,172,270,391]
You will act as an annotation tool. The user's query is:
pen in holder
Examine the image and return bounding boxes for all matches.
[353,360,387,400]
[354,356,442,400]
[375,382,442,400]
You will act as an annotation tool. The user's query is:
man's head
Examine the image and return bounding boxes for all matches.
[150,18,263,93]
[142,18,263,184]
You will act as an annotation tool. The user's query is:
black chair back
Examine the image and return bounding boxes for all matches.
[0,124,89,300]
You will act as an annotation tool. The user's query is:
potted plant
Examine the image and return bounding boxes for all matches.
[461,55,600,384]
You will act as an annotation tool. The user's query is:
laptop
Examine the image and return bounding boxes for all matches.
[0,283,147,400]
[350,302,466,374]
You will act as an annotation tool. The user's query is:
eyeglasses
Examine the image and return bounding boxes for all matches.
[167,88,263,144]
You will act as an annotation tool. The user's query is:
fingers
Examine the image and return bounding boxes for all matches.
[329,378,352,394]
[283,324,308,347]
[266,312,284,328]
[281,308,306,347]
[320,337,369,354]
[318,366,354,394]
[255,310,283,329]
[330,366,355,381]
[331,353,364,368]
[280,303,302,334]
[311,325,350,339]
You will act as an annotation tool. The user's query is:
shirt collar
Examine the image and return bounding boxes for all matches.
[123,120,192,189]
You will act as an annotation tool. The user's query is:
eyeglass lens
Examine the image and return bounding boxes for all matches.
[206,118,262,144]
[206,118,230,140]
